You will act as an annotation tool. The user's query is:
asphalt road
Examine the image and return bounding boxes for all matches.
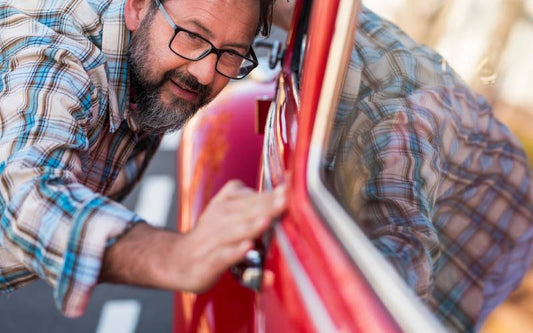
[0,134,180,333]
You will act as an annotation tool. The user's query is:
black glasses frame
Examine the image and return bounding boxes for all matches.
[154,0,259,80]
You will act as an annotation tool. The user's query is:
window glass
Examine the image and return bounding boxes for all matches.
[364,0,533,164]
[327,1,533,331]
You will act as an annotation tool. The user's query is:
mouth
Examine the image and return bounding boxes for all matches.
[168,79,199,102]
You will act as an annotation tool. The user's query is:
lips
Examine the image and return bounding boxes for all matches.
[169,79,199,102]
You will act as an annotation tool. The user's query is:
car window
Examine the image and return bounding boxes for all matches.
[308,0,533,332]
[362,1,533,332]
[304,1,446,332]
[364,0,533,165]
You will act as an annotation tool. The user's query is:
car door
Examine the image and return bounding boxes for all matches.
[255,0,406,331]
[174,0,448,332]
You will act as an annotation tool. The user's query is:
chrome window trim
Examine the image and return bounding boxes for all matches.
[274,224,339,332]
[261,97,275,191]
[261,77,285,191]
[306,0,447,332]
[291,72,301,109]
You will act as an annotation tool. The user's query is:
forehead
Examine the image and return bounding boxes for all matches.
[162,0,260,43]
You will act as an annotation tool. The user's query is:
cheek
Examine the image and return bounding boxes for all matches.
[210,76,231,98]
[145,34,188,78]
[148,51,175,77]
[143,54,189,85]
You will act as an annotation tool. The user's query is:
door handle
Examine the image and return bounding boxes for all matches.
[231,227,273,291]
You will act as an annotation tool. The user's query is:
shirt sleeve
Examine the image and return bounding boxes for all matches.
[0,45,144,317]
[334,95,442,297]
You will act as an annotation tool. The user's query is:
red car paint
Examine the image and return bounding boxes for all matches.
[173,0,433,332]
[174,80,273,333]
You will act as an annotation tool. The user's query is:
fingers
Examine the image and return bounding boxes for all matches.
[195,181,287,249]
[231,184,287,222]
[258,184,288,216]
[213,180,287,205]
[209,181,287,226]
[178,181,287,293]
[170,234,254,293]
[208,239,254,274]
[211,180,254,202]
[189,239,254,293]
[213,216,270,247]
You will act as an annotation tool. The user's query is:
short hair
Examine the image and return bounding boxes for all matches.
[258,0,275,36]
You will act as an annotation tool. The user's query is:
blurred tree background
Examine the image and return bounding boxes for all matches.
[365,0,533,163]
[363,0,533,331]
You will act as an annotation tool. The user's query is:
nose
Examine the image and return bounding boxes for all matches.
[186,53,218,86]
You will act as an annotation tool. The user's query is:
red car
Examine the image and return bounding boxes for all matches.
[173,0,447,332]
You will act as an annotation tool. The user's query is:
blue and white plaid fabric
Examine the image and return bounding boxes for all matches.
[0,0,160,317]
[333,7,533,332]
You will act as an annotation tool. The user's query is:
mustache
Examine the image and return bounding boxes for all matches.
[162,70,211,99]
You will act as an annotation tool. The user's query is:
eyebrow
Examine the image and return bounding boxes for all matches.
[189,19,251,52]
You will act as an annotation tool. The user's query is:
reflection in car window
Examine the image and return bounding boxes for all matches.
[306,2,446,332]
[364,0,533,165]
[361,2,533,332]
[325,2,533,332]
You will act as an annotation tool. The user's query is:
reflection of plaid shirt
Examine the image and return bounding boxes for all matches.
[0,0,160,317]
[333,7,533,332]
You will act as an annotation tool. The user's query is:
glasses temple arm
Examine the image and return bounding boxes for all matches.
[155,0,178,29]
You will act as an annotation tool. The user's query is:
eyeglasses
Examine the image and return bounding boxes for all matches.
[154,0,258,80]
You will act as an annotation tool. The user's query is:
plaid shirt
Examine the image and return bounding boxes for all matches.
[0,0,161,317]
[332,7,533,332]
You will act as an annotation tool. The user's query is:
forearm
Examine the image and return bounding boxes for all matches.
[100,222,184,290]
[101,181,288,294]
[0,167,145,316]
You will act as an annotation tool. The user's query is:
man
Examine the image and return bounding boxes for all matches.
[0,0,286,318]
[273,2,532,332]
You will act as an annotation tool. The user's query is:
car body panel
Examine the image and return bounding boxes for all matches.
[174,80,275,333]
[173,0,444,332]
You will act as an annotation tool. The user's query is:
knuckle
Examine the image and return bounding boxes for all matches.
[216,180,248,199]
[217,181,236,196]
[225,179,244,189]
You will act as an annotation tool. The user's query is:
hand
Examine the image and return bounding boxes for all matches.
[100,180,288,293]
[168,180,287,293]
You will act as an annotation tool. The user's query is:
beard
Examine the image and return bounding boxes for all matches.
[127,10,212,135]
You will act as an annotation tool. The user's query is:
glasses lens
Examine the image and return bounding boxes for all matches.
[171,30,211,60]
[218,52,256,79]
[170,29,257,79]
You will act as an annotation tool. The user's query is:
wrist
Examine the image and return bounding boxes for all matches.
[100,222,176,288]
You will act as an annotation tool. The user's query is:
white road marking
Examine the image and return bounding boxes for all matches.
[95,300,141,333]
[159,130,182,151]
[134,174,175,228]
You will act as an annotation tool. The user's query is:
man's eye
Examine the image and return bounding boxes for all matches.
[220,51,244,66]
[227,50,248,59]
[186,32,199,40]
[226,51,240,59]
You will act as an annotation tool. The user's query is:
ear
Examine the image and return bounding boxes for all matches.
[125,0,151,31]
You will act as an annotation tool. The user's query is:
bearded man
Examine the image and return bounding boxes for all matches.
[0,0,286,317]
